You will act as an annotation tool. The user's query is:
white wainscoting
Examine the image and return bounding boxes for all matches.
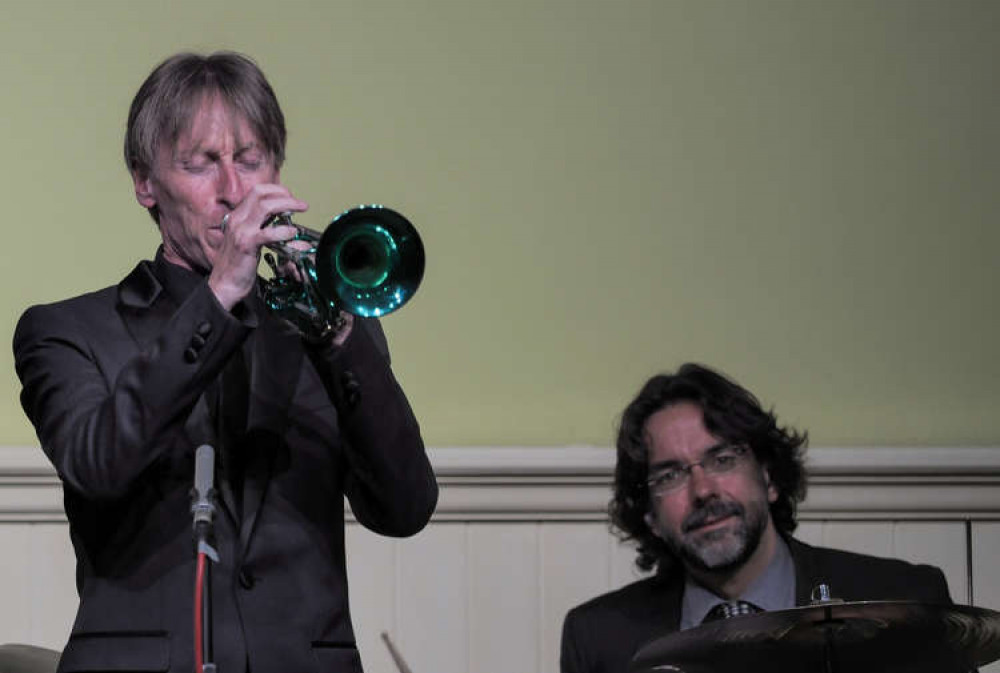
[1,446,999,673]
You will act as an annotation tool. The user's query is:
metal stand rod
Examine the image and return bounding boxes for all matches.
[821,626,839,673]
[203,550,215,673]
[197,527,219,673]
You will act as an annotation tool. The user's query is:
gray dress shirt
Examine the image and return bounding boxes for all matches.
[679,535,796,630]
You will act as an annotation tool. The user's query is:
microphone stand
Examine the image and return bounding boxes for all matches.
[192,445,219,673]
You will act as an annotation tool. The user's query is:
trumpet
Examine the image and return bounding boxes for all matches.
[260,205,424,341]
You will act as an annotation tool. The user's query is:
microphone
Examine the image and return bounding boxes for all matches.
[191,444,216,534]
[191,445,219,672]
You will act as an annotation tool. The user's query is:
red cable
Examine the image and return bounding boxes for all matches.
[194,552,206,673]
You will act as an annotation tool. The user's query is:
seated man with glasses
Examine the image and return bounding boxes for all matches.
[560,363,953,673]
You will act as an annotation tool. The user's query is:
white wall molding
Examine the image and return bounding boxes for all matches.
[4,445,1000,673]
[3,445,999,522]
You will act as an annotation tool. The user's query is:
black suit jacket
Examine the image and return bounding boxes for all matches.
[13,259,438,673]
[560,537,953,673]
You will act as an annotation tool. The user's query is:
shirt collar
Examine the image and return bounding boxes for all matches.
[152,245,207,307]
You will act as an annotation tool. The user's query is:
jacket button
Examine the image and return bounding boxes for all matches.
[197,321,213,336]
[238,568,255,590]
[342,371,361,406]
[190,334,206,350]
[184,347,199,363]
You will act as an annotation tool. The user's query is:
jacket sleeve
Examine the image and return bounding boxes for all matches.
[305,317,438,537]
[13,283,249,500]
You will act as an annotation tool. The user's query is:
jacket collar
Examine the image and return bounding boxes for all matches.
[634,569,686,631]
[116,259,177,349]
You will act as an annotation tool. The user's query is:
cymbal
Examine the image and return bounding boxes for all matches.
[629,601,1000,673]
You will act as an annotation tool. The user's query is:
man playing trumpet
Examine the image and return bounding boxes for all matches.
[14,51,437,673]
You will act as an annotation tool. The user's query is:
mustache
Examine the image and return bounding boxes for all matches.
[682,499,744,533]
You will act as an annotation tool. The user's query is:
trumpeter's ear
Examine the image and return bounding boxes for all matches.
[133,170,157,210]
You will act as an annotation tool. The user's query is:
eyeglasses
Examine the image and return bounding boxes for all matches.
[646,444,751,496]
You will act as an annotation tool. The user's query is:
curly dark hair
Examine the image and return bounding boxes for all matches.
[609,363,808,574]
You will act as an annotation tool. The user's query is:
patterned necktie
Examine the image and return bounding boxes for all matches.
[702,600,762,623]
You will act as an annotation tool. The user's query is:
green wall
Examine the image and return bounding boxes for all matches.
[2,0,997,448]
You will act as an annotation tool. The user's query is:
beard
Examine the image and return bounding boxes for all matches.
[658,496,770,574]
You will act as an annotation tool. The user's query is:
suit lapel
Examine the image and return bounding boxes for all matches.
[656,572,684,633]
[239,310,303,553]
[117,261,221,463]
[631,571,685,647]
[789,537,822,605]
[116,260,241,527]
[116,265,304,551]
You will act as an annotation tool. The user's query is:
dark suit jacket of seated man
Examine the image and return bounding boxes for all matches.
[560,363,953,673]
[13,51,438,673]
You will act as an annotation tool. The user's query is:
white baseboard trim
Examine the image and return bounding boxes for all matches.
[3,445,999,522]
